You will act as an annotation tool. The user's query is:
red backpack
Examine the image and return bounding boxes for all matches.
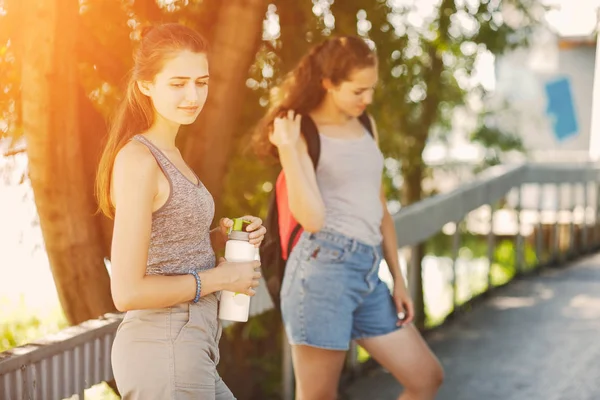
[259,112,374,309]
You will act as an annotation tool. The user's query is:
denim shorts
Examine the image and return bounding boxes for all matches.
[280,230,401,351]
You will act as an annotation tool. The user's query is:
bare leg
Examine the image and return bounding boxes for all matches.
[357,325,444,400]
[291,344,347,400]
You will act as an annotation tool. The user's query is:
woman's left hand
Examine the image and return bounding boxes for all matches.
[392,285,414,326]
[219,216,266,248]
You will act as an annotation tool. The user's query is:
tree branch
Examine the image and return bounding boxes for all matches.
[3,147,26,157]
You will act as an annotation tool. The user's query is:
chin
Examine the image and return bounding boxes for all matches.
[345,109,363,118]
[176,114,201,125]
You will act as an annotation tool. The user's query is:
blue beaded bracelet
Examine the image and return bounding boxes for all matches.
[189,270,201,303]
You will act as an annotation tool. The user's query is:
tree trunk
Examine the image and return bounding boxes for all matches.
[402,162,425,329]
[277,0,315,72]
[400,39,444,330]
[78,86,114,256]
[21,0,114,325]
[182,0,268,214]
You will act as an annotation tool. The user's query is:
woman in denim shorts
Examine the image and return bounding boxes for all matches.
[255,36,444,400]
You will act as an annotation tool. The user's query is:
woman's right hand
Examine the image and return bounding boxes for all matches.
[269,110,301,149]
[216,257,262,296]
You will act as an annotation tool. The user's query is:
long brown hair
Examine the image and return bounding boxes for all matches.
[254,36,377,157]
[95,23,208,218]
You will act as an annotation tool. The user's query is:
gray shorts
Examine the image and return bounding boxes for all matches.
[111,294,235,400]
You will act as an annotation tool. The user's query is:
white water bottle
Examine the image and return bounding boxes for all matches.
[218,218,256,322]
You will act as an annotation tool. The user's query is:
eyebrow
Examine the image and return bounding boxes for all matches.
[169,75,210,80]
[358,82,380,89]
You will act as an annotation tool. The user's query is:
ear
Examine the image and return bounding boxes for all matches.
[322,78,335,93]
[136,81,152,96]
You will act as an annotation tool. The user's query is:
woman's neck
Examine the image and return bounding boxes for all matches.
[142,116,181,151]
[310,97,351,126]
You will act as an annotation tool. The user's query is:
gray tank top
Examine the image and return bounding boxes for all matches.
[133,135,216,275]
[316,131,384,245]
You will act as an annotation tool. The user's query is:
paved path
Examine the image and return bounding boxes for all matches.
[344,253,600,400]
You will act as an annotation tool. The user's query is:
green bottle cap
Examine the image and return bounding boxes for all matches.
[228,218,252,240]
[231,218,251,232]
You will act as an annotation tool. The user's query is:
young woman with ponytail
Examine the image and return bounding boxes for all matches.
[95,23,266,399]
[256,36,444,400]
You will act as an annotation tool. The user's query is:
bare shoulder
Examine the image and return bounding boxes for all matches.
[111,139,160,210]
[113,139,158,182]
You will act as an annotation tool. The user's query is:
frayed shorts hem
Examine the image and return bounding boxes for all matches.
[352,324,403,342]
[287,339,350,351]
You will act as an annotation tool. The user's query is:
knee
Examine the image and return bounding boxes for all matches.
[405,360,444,395]
[297,386,338,400]
[431,361,444,389]
[426,360,444,391]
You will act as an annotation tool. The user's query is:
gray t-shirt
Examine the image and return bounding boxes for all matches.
[316,131,384,245]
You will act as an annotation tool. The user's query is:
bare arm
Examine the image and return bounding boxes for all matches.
[272,111,325,232]
[109,143,260,312]
[369,115,407,289]
[370,114,413,324]
[380,189,405,286]
[278,141,325,232]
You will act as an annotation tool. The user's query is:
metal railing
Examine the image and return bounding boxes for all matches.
[0,315,120,400]
[0,271,274,400]
[336,162,600,399]
[2,162,600,400]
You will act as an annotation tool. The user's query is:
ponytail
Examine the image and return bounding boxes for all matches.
[95,80,153,218]
[95,23,208,218]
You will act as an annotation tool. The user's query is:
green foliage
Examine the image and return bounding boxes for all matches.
[491,239,518,285]
[470,103,528,171]
[0,299,67,352]
[422,224,538,328]
[64,383,120,400]
[471,124,526,169]
[492,238,538,282]
[218,310,284,399]
[0,0,544,209]
[426,229,489,259]
[350,0,541,202]
[219,0,544,219]
[0,301,117,400]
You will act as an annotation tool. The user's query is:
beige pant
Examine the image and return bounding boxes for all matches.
[111,294,235,400]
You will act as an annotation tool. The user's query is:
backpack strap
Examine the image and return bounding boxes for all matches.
[358,112,374,138]
[300,115,320,169]
[300,112,374,170]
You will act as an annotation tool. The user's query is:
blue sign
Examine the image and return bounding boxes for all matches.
[544,77,579,142]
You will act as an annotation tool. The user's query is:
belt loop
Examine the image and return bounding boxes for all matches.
[350,239,357,253]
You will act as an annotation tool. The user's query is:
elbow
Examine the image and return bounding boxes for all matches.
[302,219,324,233]
[290,200,326,233]
[113,300,131,313]
[112,294,131,313]
[111,284,136,312]
[299,210,325,233]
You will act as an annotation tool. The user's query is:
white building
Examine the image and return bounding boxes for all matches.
[494,27,596,161]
